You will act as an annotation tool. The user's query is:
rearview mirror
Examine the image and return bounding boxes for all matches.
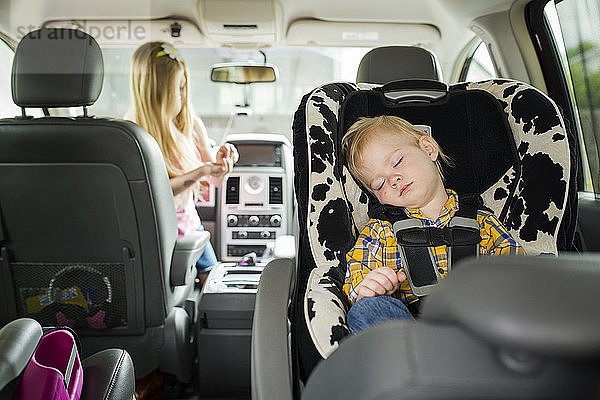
[210,63,278,84]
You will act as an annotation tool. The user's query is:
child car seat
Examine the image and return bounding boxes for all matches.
[291,77,577,378]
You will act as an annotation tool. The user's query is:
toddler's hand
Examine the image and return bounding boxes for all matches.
[397,269,407,284]
[356,267,403,301]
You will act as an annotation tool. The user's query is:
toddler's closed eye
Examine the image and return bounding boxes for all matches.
[371,179,384,191]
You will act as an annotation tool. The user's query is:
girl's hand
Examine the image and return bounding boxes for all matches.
[194,162,227,179]
[355,267,406,301]
[215,143,239,174]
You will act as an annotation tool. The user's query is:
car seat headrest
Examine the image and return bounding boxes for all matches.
[356,46,441,85]
[12,28,104,108]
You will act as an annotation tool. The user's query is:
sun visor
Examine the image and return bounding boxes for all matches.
[198,0,282,48]
[286,20,440,47]
[41,19,206,47]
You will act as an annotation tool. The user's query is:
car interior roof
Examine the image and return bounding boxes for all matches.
[0,0,516,77]
[1,0,515,31]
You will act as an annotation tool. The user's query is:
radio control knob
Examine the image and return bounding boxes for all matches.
[260,231,271,239]
[238,231,248,239]
[270,214,282,227]
[227,215,238,226]
[248,216,260,226]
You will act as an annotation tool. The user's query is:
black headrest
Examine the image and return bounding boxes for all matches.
[423,255,600,358]
[356,46,440,84]
[12,29,104,108]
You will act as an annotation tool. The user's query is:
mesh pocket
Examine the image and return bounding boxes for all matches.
[12,262,128,330]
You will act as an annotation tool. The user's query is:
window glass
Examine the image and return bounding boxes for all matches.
[91,46,370,144]
[548,0,600,192]
[462,41,497,82]
[0,39,20,118]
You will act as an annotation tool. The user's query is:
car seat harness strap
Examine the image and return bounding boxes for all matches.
[369,193,482,297]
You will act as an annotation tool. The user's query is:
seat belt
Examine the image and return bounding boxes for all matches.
[369,193,482,297]
[448,193,482,267]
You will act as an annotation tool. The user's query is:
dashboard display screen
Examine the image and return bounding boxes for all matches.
[235,144,281,167]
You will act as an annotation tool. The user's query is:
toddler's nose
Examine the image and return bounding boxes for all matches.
[389,175,402,188]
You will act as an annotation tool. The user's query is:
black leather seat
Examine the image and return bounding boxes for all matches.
[0,318,135,400]
[300,255,600,400]
[0,28,209,382]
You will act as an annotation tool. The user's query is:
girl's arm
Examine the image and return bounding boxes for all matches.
[193,116,216,163]
[169,162,227,196]
[193,116,239,187]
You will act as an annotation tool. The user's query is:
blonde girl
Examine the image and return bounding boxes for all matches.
[128,41,238,272]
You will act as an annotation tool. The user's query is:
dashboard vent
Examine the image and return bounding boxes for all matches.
[225,176,240,204]
[269,177,283,204]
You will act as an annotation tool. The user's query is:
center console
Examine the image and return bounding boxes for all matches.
[197,133,293,396]
[196,262,263,397]
[217,134,293,261]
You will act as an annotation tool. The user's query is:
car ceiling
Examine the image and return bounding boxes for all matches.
[1,0,514,40]
[0,0,519,79]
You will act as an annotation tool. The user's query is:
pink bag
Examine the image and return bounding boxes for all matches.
[13,329,83,400]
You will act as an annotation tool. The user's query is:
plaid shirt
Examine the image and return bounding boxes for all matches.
[343,190,524,305]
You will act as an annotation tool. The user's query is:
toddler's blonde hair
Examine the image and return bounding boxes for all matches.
[342,115,451,189]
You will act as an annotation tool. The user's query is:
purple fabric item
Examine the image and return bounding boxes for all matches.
[13,329,83,400]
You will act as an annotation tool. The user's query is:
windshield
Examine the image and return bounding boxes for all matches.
[91,46,370,143]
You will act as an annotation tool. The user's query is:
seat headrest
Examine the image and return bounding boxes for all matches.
[356,46,440,84]
[422,255,600,358]
[12,29,104,108]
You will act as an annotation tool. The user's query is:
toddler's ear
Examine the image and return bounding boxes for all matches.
[419,136,439,161]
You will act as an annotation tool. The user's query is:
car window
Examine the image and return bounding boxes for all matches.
[91,46,370,144]
[0,38,21,118]
[547,0,600,192]
[461,41,497,82]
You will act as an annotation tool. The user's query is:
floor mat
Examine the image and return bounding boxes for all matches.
[135,369,164,400]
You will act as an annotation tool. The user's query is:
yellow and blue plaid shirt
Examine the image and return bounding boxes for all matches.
[343,190,524,305]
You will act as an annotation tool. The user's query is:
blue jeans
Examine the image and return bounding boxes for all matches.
[346,296,415,334]
[196,242,218,273]
[195,226,218,274]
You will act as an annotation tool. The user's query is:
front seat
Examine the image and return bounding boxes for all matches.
[0,28,208,383]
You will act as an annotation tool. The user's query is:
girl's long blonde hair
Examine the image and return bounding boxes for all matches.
[130,41,198,177]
